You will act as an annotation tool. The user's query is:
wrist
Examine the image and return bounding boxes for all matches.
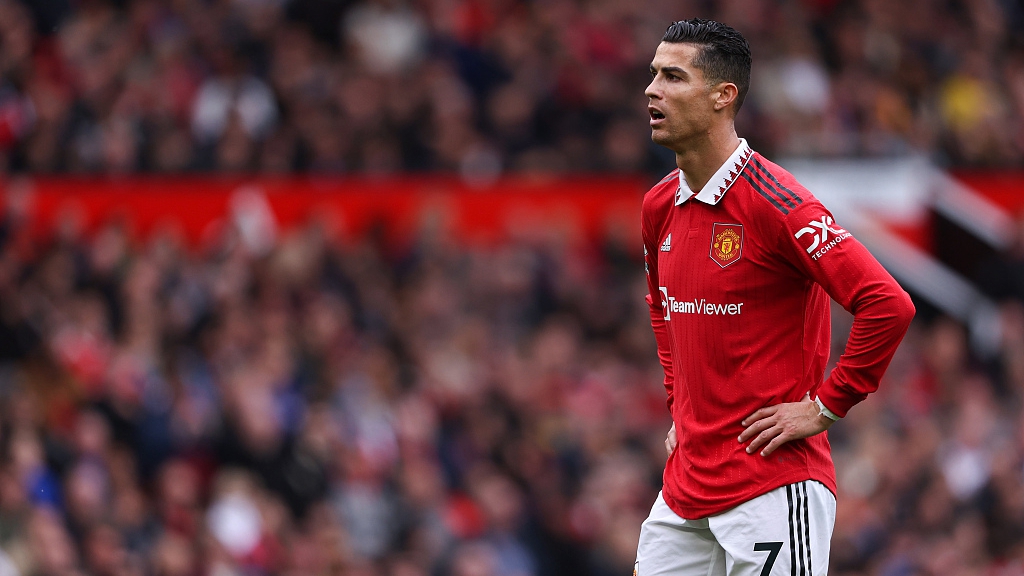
[814,396,841,422]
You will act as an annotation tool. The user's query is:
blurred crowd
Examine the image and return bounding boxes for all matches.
[1,0,1024,176]
[0,191,669,576]
[3,188,1024,576]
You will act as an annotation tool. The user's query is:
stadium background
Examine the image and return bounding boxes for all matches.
[1,0,1024,575]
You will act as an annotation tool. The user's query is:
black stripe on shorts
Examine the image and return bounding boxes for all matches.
[797,483,807,576]
[802,482,812,576]
[787,485,798,576]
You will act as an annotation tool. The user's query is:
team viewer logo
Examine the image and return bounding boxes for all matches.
[710,223,743,268]
[659,287,745,320]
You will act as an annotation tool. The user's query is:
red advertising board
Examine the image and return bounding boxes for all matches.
[1,175,648,248]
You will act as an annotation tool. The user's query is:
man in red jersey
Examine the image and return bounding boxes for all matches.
[634,18,915,576]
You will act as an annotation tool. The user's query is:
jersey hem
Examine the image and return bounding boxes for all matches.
[662,469,837,520]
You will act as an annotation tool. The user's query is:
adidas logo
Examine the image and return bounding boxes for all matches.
[660,234,672,252]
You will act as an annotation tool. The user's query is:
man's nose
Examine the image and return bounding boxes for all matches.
[645,79,660,99]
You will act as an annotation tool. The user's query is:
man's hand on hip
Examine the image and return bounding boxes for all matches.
[738,394,834,457]
[665,422,677,457]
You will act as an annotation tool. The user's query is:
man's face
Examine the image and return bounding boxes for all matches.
[645,42,718,151]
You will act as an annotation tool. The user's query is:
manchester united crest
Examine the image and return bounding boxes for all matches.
[710,223,743,268]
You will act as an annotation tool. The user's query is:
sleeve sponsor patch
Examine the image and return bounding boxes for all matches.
[793,215,852,261]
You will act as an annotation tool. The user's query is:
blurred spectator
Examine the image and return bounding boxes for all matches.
[5,0,1024,175]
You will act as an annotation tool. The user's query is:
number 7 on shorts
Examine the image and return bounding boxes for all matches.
[753,542,783,576]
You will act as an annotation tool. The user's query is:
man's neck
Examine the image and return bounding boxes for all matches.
[675,128,742,193]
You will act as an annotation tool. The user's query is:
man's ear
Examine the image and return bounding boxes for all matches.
[712,82,739,112]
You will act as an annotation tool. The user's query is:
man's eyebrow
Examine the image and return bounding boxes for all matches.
[650,64,688,77]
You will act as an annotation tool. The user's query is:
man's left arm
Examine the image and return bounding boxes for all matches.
[740,201,915,456]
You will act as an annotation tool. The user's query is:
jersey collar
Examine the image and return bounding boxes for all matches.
[675,139,753,206]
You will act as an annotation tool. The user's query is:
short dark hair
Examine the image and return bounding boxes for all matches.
[662,18,751,114]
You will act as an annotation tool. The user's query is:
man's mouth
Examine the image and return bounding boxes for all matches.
[649,107,666,127]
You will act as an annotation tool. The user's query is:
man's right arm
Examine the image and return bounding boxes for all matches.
[643,196,674,410]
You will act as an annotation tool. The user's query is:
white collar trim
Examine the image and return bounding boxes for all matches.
[675,139,753,206]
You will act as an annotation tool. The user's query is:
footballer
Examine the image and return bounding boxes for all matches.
[635,18,915,576]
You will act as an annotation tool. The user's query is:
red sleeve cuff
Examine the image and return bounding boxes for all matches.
[814,378,861,419]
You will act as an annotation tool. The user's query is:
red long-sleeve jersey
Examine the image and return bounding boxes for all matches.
[643,140,915,519]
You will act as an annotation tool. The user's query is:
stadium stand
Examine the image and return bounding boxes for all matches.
[1,0,1024,175]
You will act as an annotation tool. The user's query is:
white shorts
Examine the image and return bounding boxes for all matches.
[635,481,836,576]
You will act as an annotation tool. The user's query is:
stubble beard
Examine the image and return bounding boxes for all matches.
[652,117,713,157]
[651,124,689,155]
[650,123,677,148]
